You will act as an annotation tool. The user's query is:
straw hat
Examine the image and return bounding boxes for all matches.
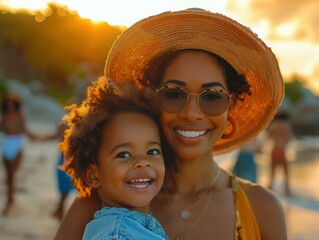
[104,9,284,155]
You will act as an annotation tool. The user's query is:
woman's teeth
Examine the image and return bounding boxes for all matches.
[176,129,206,138]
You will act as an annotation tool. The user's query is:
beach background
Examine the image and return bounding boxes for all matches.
[1,124,319,240]
[1,2,319,239]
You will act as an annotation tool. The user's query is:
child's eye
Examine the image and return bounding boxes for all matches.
[147,149,161,156]
[116,152,131,158]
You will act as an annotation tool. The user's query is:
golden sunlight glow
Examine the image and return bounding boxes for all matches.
[275,23,296,38]
[270,41,319,76]
[310,65,319,95]
[308,82,319,95]
[58,0,154,26]
[251,19,270,40]
[54,0,227,26]
[236,0,249,9]
[1,0,48,11]
[1,0,227,26]
[1,0,318,94]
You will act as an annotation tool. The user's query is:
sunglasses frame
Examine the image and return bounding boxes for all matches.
[156,85,232,116]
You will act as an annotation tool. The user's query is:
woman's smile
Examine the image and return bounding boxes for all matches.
[175,129,207,138]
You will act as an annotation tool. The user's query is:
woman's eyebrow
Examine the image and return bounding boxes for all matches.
[163,79,224,89]
[202,82,224,88]
[163,79,186,86]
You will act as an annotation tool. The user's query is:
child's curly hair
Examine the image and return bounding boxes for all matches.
[60,77,160,198]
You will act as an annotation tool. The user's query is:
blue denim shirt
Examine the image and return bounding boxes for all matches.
[82,207,168,240]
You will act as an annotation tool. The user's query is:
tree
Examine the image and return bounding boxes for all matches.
[0,3,124,103]
[284,76,305,104]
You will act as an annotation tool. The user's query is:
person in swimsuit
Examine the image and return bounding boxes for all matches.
[232,138,259,183]
[0,93,39,215]
[45,79,90,221]
[54,9,287,240]
[42,119,75,221]
[266,111,293,196]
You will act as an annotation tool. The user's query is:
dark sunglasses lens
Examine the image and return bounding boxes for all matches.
[157,88,187,113]
[199,91,230,116]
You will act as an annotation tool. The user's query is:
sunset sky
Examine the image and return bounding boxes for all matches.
[1,0,319,94]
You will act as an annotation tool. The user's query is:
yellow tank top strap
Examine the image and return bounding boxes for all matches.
[230,174,261,240]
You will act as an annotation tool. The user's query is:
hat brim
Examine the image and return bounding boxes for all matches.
[105,10,284,155]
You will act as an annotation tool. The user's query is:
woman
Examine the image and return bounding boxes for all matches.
[43,120,75,221]
[266,111,293,196]
[232,138,259,183]
[55,9,287,239]
[0,93,37,215]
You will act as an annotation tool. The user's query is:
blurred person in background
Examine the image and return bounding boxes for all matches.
[232,137,260,183]
[0,93,39,215]
[46,74,93,221]
[265,111,293,196]
[42,119,75,221]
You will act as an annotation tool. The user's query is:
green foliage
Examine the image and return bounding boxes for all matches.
[0,3,124,102]
[284,76,305,104]
[0,76,8,95]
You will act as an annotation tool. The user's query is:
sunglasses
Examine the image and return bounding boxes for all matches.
[156,85,232,116]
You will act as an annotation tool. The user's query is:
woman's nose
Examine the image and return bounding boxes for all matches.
[180,94,204,121]
[133,156,151,168]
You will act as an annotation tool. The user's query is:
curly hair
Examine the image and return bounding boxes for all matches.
[141,49,251,101]
[60,77,162,198]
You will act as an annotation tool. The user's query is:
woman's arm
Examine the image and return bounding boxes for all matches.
[54,194,101,240]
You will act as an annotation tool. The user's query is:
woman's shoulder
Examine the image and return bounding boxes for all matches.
[238,179,287,239]
[239,179,281,206]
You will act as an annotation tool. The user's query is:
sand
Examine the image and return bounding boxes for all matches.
[1,136,319,240]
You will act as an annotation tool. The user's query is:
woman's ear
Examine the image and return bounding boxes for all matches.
[84,164,100,188]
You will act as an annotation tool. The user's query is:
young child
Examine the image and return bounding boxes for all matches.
[60,77,168,240]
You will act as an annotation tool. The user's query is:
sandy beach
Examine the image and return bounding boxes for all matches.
[1,135,319,240]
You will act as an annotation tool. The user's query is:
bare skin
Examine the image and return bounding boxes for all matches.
[266,116,293,196]
[1,99,27,215]
[1,101,26,135]
[150,51,286,240]
[1,98,41,215]
[46,122,73,221]
[54,51,287,240]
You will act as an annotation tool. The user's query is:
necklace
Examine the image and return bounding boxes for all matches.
[163,165,220,219]
[176,187,212,240]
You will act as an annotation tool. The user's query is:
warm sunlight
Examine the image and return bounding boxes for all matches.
[53,0,227,26]
[0,0,48,11]
[0,0,227,26]
[1,0,318,94]
[1,1,319,239]
[275,23,296,38]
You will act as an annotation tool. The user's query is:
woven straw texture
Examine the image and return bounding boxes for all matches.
[104,10,284,155]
